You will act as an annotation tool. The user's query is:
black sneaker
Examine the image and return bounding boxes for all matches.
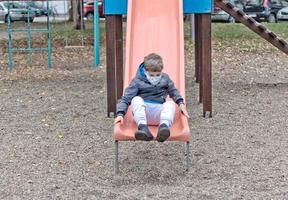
[135,124,153,141]
[156,124,170,142]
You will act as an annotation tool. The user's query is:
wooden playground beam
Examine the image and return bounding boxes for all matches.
[201,14,212,118]
[105,15,124,117]
[194,15,201,85]
[195,14,212,117]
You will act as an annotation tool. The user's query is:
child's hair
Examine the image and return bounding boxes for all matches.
[144,53,163,72]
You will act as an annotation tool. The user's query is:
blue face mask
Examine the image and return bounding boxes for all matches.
[144,70,162,85]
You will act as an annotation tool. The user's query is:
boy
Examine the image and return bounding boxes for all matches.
[114,53,189,142]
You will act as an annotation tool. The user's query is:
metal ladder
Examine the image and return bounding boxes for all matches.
[7,0,52,71]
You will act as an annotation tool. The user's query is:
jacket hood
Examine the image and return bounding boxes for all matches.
[136,62,147,80]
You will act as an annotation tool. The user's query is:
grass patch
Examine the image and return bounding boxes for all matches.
[50,20,106,46]
[212,23,288,40]
[210,22,288,52]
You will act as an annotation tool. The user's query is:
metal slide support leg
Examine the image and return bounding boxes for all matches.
[0,48,2,70]
[186,141,191,171]
[115,141,119,174]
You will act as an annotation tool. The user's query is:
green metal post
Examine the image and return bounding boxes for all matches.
[27,7,32,66]
[7,0,13,70]
[0,47,2,70]
[47,0,52,69]
[93,0,100,68]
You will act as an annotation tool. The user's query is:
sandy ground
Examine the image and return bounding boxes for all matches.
[0,41,288,199]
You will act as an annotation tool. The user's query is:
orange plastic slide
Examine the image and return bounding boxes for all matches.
[113,0,191,141]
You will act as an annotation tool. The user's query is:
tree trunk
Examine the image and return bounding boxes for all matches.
[68,0,73,21]
[72,0,85,30]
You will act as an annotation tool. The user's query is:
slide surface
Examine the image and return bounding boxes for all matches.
[114,0,191,141]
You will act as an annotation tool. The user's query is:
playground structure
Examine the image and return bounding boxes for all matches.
[7,0,52,70]
[4,0,100,70]
[106,0,212,173]
[62,0,100,68]
[105,0,288,120]
[105,0,213,119]
[106,0,288,173]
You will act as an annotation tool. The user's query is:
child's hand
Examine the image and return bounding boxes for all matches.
[179,103,190,118]
[114,116,124,124]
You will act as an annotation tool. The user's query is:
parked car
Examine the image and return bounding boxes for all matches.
[277,6,288,21]
[212,0,244,23]
[0,2,35,23]
[17,1,52,17]
[241,0,288,22]
[16,1,42,17]
[84,0,104,21]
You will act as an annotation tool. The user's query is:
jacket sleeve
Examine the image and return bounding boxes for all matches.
[167,76,184,105]
[116,78,139,116]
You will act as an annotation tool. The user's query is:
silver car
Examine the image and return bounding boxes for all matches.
[0,2,35,23]
[277,6,288,21]
[212,0,244,23]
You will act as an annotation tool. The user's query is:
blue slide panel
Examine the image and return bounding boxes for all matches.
[104,0,212,15]
[183,0,213,14]
[104,0,127,15]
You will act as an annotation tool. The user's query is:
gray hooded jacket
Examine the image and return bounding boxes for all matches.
[116,63,184,116]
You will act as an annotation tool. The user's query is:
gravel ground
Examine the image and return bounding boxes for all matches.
[0,43,288,199]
